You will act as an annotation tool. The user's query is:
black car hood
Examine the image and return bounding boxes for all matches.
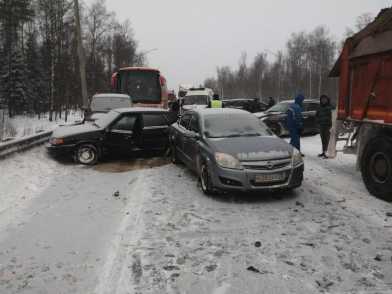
[207,136,292,161]
[52,123,102,138]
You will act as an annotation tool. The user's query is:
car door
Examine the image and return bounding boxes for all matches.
[174,113,192,161]
[183,114,201,171]
[140,112,170,150]
[303,102,319,132]
[105,114,140,153]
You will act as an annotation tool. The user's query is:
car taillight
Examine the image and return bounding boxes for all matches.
[50,138,64,145]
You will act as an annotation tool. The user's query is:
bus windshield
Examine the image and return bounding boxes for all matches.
[119,70,161,103]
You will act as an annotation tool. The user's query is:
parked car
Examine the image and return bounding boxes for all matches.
[84,93,132,122]
[222,98,268,113]
[169,108,304,194]
[254,99,320,136]
[47,108,177,165]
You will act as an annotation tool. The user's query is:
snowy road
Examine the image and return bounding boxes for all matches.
[0,136,392,294]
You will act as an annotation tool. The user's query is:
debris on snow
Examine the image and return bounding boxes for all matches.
[316,277,334,290]
[295,201,305,208]
[205,265,217,272]
[113,190,120,197]
[374,254,383,262]
[254,241,262,248]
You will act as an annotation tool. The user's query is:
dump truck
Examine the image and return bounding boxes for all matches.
[329,7,392,200]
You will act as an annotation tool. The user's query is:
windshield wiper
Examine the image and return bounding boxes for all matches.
[93,122,100,128]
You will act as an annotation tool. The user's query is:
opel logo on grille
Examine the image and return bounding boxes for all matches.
[267,162,274,169]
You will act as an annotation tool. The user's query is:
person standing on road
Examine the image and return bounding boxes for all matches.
[286,94,305,153]
[316,94,333,158]
[267,97,276,109]
[208,93,223,108]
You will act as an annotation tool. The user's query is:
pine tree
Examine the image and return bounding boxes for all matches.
[0,0,33,116]
[25,31,45,114]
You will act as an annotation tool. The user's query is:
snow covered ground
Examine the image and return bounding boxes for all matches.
[0,111,82,142]
[0,135,391,294]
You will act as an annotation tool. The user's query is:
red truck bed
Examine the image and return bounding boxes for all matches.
[330,8,392,124]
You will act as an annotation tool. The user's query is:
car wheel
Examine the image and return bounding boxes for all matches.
[76,144,99,165]
[170,145,181,164]
[200,162,215,195]
[361,137,392,201]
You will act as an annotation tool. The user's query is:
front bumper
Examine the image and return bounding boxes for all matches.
[208,160,304,192]
[46,143,75,158]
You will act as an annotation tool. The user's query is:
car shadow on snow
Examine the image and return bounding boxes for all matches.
[197,182,300,204]
[48,150,171,173]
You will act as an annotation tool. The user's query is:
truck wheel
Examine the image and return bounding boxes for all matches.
[361,138,392,201]
[200,162,215,195]
[76,144,99,165]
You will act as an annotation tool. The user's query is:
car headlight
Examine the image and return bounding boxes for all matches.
[50,138,64,145]
[215,153,243,170]
[292,148,303,166]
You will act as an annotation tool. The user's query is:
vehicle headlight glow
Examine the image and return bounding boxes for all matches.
[215,153,243,170]
[292,148,303,166]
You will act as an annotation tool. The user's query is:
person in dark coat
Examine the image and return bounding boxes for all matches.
[286,94,305,152]
[316,94,333,158]
[267,97,276,109]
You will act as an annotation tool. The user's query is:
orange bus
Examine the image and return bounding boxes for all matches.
[111,67,168,109]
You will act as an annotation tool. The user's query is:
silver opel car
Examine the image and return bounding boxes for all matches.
[169,108,304,195]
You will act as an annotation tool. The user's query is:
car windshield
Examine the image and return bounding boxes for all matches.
[204,113,271,138]
[94,110,119,128]
[267,102,290,113]
[183,95,209,105]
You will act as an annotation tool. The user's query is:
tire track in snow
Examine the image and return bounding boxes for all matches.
[94,171,147,294]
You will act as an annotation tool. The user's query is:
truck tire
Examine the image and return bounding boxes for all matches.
[361,137,392,201]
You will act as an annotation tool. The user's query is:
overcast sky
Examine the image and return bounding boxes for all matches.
[91,0,390,89]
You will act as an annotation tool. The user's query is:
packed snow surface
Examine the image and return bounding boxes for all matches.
[0,135,391,294]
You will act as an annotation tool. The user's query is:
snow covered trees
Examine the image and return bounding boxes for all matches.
[0,0,144,117]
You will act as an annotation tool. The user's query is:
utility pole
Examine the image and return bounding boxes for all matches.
[74,0,88,109]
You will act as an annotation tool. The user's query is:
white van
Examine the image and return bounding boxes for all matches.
[181,88,214,111]
[86,93,132,121]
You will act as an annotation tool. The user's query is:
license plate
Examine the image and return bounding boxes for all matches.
[255,173,286,183]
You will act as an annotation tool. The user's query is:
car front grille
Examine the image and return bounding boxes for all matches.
[242,158,292,171]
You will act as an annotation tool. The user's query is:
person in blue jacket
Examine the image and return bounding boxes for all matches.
[286,94,305,152]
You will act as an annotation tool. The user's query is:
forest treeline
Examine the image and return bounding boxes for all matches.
[204,14,374,103]
[0,0,144,119]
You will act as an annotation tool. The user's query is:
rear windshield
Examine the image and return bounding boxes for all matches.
[267,102,290,113]
[119,70,161,103]
[183,95,209,106]
[204,113,271,138]
[90,96,131,112]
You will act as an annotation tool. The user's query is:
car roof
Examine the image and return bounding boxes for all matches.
[92,93,131,99]
[113,107,169,114]
[279,99,319,104]
[185,90,212,96]
[186,108,250,117]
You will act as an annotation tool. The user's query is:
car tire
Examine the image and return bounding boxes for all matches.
[361,137,392,201]
[170,145,181,164]
[200,162,215,195]
[75,144,99,165]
